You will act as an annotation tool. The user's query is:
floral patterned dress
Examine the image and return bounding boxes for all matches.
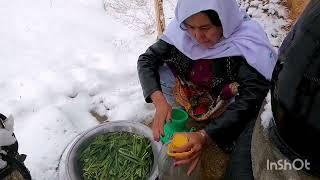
[164,48,240,121]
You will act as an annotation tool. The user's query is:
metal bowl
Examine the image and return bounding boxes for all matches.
[64,121,161,180]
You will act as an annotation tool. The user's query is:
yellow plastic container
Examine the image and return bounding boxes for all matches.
[167,133,193,158]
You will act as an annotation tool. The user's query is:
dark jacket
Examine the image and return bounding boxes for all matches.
[137,40,270,148]
[270,0,320,176]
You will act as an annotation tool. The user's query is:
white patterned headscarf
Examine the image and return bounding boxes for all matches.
[161,0,277,80]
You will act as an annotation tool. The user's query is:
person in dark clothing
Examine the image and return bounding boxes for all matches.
[137,0,275,175]
[225,0,320,179]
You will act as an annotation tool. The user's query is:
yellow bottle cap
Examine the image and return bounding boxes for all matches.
[167,133,193,158]
[172,133,188,148]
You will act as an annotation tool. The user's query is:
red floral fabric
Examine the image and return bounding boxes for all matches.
[173,60,239,121]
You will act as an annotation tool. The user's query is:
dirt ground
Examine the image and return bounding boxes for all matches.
[184,120,230,180]
[200,141,230,180]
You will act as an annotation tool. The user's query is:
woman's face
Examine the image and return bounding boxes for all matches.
[184,12,223,48]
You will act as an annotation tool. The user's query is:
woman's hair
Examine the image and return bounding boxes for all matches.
[180,10,222,30]
[202,10,222,27]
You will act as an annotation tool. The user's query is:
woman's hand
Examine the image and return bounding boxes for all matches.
[173,131,207,176]
[151,90,172,142]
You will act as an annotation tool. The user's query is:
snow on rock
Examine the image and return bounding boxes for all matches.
[261,92,274,129]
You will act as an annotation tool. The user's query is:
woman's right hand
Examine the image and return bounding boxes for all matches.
[151,90,172,142]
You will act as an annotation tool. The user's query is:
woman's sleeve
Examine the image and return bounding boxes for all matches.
[137,39,172,103]
[204,60,271,147]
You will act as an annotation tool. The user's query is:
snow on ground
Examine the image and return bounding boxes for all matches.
[238,0,290,48]
[0,0,289,179]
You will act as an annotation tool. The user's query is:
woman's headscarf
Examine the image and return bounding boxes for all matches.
[161,0,277,80]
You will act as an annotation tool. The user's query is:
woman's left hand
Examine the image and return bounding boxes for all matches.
[173,131,207,176]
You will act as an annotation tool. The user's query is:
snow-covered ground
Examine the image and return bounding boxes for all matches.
[0,0,290,179]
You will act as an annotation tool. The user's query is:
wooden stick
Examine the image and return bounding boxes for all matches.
[154,0,165,38]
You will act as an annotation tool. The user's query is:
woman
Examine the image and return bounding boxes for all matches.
[137,0,276,175]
